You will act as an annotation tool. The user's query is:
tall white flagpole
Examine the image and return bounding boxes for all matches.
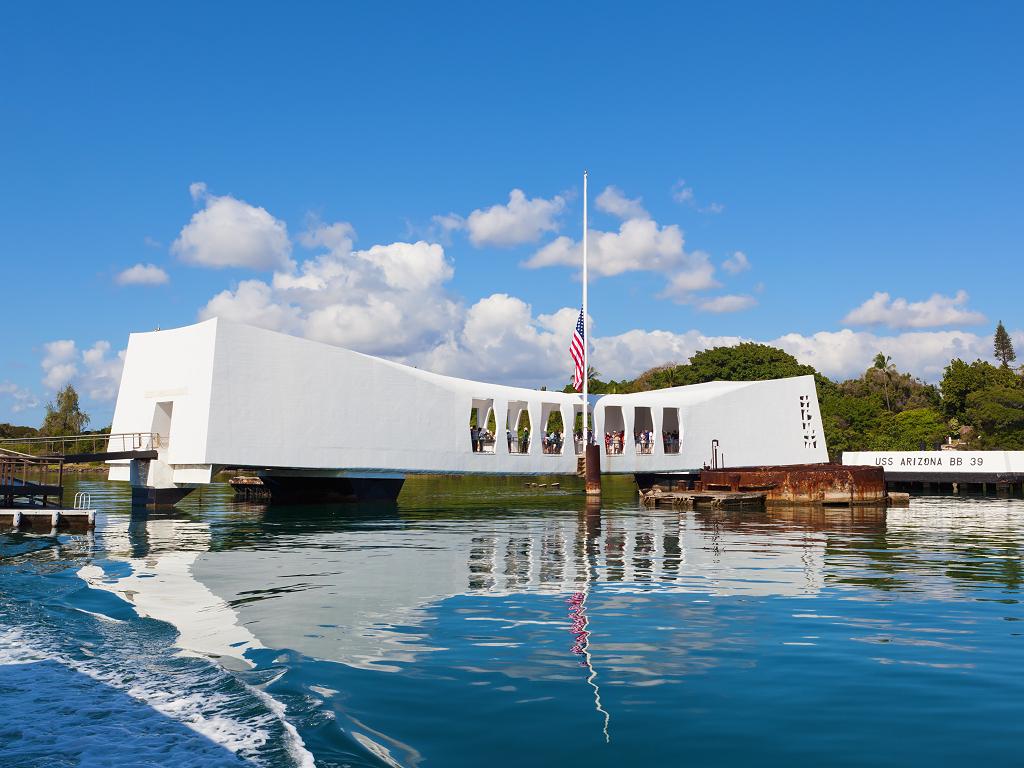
[582,170,589,444]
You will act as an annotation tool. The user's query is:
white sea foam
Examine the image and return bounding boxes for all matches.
[250,684,318,768]
[0,626,313,767]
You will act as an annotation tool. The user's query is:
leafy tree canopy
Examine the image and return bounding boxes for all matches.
[871,408,951,451]
[940,358,1021,421]
[40,384,90,437]
[965,385,1024,449]
[840,366,940,412]
[633,343,816,390]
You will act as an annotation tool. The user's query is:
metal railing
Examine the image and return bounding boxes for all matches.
[0,432,161,458]
[1,454,64,507]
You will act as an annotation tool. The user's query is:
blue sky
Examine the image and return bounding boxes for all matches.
[2,2,1022,425]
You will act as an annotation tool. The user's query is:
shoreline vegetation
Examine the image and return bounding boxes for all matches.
[3,325,1021,464]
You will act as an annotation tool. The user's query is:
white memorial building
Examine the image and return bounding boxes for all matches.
[108,318,828,502]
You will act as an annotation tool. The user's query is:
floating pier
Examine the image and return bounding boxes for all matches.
[0,508,96,531]
[640,487,767,510]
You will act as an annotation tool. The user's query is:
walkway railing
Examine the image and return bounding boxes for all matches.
[0,453,64,507]
[0,433,161,459]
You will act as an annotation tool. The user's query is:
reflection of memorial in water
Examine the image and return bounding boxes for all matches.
[76,503,936,680]
[458,507,860,598]
[78,513,266,666]
[80,505,849,674]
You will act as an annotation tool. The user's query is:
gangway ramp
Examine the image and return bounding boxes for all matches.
[0,432,161,463]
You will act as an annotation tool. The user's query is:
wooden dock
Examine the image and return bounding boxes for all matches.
[640,487,767,510]
[0,508,96,531]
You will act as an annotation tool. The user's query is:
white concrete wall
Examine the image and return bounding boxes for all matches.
[109,318,828,482]
[844,451,1024,474]
[107,322,218,482]
[598,376,825,471]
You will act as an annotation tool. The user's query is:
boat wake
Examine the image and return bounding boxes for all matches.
[0,554,315,768]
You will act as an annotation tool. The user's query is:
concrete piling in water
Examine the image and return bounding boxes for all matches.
[585,444,602,497]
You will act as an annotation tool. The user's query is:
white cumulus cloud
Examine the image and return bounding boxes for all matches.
[671,179,723,214]
[172,183,292,270]
[41,340,78,391]
[698,294,757,313]
[175,191,1014,393]
[595,327,1004,384]
[39,339,125,401]
[722,251,750,274]
[115,263,169,286]
[842,290,986,329]
[200,221,460,357]
[527,218,695,278]
[772,328,991,382]
[595,185,648,220]
[0,382,40,413]
[439,189,566,247]
[659,254,720,303]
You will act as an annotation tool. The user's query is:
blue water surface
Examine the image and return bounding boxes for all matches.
[1,475,1021,767]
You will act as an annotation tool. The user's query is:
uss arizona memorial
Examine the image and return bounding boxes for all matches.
[108,318,828,502]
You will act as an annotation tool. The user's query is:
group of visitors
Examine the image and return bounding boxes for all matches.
[469,425,495,452]
[474,424,678,456]
[471,425,572,455]
[663,430,681,453]
[507,427,529,453]
[603,430,683,455]
[634,430,657,454]
[486,426,684,456]
[573,429,595,453]
[605,431,626,454]
[542,431,564,454]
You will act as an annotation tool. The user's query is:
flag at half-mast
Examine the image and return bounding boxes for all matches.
[570,307,586,392]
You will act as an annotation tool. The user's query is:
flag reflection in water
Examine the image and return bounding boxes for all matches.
[568,588,611,742]
[568,591,589,658]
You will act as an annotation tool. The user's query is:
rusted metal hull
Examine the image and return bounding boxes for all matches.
[698,463,886,506]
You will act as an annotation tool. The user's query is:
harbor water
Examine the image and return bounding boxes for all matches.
[1,475,1022,767]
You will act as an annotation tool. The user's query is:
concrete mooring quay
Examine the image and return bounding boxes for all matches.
[843,451,1024,497]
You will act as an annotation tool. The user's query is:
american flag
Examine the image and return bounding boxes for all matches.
[570,308,585,391]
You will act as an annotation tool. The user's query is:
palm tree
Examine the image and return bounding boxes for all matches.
[872,352,895,412]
